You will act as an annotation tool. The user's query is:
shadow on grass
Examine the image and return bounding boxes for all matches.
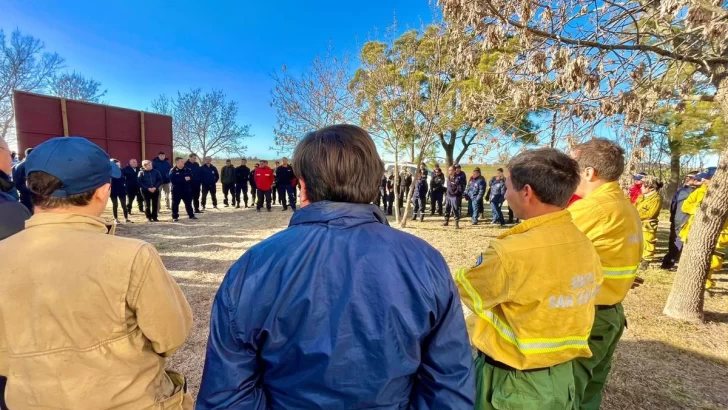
[606,340,728,410]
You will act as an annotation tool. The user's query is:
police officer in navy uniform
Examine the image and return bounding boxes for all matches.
[235,159,251,208]
[169,157,197,222]
[185,153,203,213]
[443,166,463,229]
[200,157,219,210]
[430,167,445,216]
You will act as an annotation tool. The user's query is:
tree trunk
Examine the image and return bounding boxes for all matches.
[393,153,401,223]
[663,143,728,321]
[438,132,455,167]
[550,110,557,148]
[398,182,416,228]
[665,140,681,205]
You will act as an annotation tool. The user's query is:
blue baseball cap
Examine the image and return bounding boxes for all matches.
[633,172,646,181]
[25,136,121,198]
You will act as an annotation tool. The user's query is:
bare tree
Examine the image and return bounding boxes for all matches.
[48,71,106,102]
[0,29,63,142]
[151,89,253,159]
[441,0,728,321]
[270,46,358,154]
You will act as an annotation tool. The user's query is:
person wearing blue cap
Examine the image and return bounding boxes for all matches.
[138,160,164,222]
[0,136,193,409]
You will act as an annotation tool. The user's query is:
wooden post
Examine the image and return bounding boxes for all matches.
[141,112,146,160]
[60,98,69,136]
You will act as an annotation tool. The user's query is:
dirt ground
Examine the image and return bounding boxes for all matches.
[105,193,728,410]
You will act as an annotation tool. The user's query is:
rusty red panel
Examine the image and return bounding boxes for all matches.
[13,91,173,162]
[66,100,106,139]
[107,108,141,142]
[13,92,64,140]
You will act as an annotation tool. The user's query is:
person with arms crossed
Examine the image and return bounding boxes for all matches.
[0,136,193,410]
[457,148,603,410]
[122,158,143,214]
[199,157,219,210]
[196,124,474,410]
[138,160,163,222]
[276,157,297,211]
[253,160,275,212]
[220,159,237,208]
[152,151,172,211]
[568,138,643,410]
[235,158,251,208]
[185,154,203,213]
[465,167,486,225]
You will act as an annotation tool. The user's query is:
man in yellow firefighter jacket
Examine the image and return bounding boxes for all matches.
[680,168,727,290]
[568,138,643,410]
[634,175,663,270]
[456,148,603,410]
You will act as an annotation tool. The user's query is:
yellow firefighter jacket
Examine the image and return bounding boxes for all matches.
[635,192,663,230]
[680,184,728,243]
[456,210,603,370]
[0,213,193,410]
[569,182,643,306]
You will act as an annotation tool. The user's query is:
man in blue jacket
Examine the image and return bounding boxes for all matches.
[275,157,297,211]
[169,157,198,222]
[196,124,475,410]
[185,154,203,213]
[465,167,486,225]
[200,156,219,210]
[443,166,463,229]
[489,173,507,226]
[137,160,163,222]
[411,169,429,222]
[122,159,143,214]
[152,152,172,211]
[11,147,33,214]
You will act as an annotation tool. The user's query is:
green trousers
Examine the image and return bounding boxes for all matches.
[474,353,575,410]
[573,303,626,410]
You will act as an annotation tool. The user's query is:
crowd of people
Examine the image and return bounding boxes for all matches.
[0,127,724,410]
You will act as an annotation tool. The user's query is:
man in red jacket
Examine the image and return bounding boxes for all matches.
[254,160,275,212]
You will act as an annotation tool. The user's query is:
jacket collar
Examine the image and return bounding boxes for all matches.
[587,181,622,198]
[289,201,389,228]
[26,212,115,235]
[497,209,572,239]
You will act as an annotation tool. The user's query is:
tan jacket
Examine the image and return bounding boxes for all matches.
[0,213,193,409]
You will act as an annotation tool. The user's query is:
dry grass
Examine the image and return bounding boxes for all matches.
[104,192,728,409]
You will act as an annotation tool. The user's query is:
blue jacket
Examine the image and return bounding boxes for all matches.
[169,166,192,193]
[137,169,163,191]
[185,160,202,182]
[455,171,467,193]
[11,161,29,197]
[672,185,696,229]
[122,165,141,189]
[413,177,428,199]
[152,158,172,183]
[489,178,506,201]
[196,201,475,410]
[466,176,486,202]
[446,176,463,198]
[110,176,126,197]
[200,164,219,186]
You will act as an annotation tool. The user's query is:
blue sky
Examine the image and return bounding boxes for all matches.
[2,0,436,158]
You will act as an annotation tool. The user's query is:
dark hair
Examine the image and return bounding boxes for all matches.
[174,157,183,162]
[188,153,197,159]
[226,159,231,162]
[571,138,625,182]
[496,168,504,172]
[28,171,96,209]
[293,124,382,203]
[25,148,33,157]
[507,148,581,207]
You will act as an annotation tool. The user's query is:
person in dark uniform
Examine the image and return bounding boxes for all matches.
[235,159,251,208]
[275,157,297,211]
[200,157,219,210]
[221,159,237,207]
[11,147,33,214]
[169,157,197,222]
[109,159,130,224]
[272,161,280,205]
[453,164,467,215]
[137,160,163,222]
[378,172,387,210]
[430,167,445,216]
[386,171,395,215]
[122,159,143,214]
[185,153,203,213]
[400,170,413,207]
[443,166,463,229]
[489,173,507,226]
[412,170,429,222]
[250,163,259,200]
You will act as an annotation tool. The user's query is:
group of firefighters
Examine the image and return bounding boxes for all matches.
[0,128,725,410]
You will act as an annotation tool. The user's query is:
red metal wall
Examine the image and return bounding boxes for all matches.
[13,91,173,162]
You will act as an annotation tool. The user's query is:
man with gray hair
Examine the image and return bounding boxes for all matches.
[138,160,163,222]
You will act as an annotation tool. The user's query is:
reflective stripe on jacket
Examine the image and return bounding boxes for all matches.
[456,210,603,370]
[0,213,193,409]
[568,182,643,305]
